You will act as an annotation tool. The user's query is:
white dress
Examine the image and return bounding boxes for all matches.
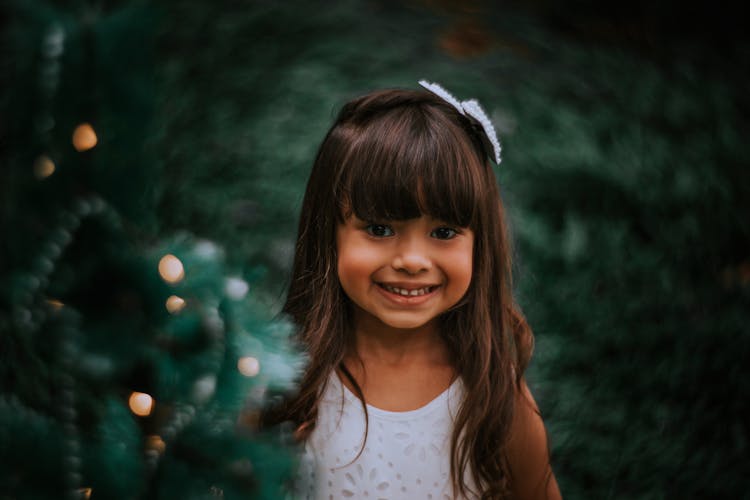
[298,372,473,499]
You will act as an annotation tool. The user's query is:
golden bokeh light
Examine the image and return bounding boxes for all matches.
[46,298,64,310]
[145,435,166,455]
[238,356,260,377]
[165,295,186,314]
[78,488,92,500]
[72,122,98,152]
[33,155,56,179]
[158,254,184,284]
[128,391,154,417]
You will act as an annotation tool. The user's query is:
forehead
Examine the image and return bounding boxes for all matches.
[337,133,485,228]
[341,169,482,229]
[318,91,499,235]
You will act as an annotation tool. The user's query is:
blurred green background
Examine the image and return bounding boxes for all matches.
[2,0,749,498]
[158,2,750,495]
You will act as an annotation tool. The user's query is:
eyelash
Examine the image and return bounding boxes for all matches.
[364,224,460,240]
[431,227,459,240]
[365,224,394,237]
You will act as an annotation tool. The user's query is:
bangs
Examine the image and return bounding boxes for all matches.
[335,105,485,228]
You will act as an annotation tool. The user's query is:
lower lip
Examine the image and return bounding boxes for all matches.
[375,284,439,305]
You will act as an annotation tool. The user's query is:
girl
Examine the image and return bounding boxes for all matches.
[274,81,560,499]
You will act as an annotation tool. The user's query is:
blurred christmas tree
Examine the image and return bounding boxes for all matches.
[0,2,302,499]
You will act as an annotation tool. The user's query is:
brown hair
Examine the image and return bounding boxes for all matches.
[277,87,534,498]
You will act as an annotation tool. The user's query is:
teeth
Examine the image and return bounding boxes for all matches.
[383,284,432,296]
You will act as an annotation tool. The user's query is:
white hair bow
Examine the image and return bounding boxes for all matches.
[418,79,502,165]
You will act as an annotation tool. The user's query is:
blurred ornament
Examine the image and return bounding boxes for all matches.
[54,227,73,246]
[145,435,166,455]
[89,196,105,214]
[33,155,56,179]
[78,487,92,500]
[36,256,54,274]
[42,23,65,58]
[74,199,92,216]
[238,356,260,377]
[61,212,81,231]
[72,123,97,152]
[225,277,249,300]
[193,374,217,403]
[44,241,63,260]
[128,392,154,417]
[78,353,115,378]
[194,239,221,259]
[38,23,64,98]
[165,295,186,314]
[158,254,185,284]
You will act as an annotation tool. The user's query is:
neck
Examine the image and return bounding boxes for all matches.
[349,315,449,367]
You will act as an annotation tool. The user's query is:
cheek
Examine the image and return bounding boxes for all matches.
[336,243,376,290]
[456,254,474,292]
[447,241,474,299]
[453,237,474,274]
[336,253,355,289]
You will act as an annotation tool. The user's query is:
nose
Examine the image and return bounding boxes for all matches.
[391,237,431,275]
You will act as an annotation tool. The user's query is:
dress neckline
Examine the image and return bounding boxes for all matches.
[332,371,462,420]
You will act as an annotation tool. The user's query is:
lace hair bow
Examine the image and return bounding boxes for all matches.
[418,80,502,164]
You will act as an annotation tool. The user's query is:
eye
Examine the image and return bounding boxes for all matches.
[365,224,394,237]
[430,227,459,240]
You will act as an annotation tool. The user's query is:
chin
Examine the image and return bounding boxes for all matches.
[380,316,436,331]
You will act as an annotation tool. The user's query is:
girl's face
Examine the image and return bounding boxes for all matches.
[336,213,474,333]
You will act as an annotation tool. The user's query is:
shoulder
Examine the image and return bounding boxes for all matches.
[506,379,562,499]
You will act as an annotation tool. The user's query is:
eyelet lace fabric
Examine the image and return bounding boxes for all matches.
[297,372,473,499]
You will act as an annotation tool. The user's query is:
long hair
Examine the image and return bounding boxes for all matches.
[277,88,534,499]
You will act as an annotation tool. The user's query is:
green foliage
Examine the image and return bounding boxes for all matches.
[1,1,302,499]
[503,32,750,500]
[0,396,67,497]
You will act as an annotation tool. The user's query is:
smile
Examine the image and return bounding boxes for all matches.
[377,283,438,296]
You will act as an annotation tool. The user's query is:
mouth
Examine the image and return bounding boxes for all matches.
[376,283,439,297]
